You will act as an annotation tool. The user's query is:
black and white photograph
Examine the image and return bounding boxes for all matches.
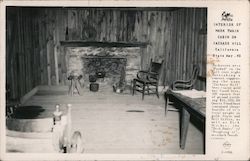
[5,6,207,155]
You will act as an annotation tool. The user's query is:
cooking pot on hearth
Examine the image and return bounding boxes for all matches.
[89,75,97,82]
[96,71,106,78]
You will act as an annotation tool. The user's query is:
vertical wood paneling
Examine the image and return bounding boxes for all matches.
[6,8,43,99]
[6,7,207,99]
[165,8,207,90]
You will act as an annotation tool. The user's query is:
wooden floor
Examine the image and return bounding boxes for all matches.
[6,85,203,154]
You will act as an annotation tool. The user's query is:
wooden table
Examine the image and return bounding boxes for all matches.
[165,89,206,153]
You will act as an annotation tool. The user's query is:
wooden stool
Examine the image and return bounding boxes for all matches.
[68,74,83,96]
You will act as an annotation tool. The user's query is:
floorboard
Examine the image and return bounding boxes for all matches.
[6,85,203,154]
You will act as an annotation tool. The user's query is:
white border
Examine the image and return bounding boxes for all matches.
[1,0,249,160]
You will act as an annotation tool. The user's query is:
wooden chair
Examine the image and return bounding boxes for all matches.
[132,59,164,100]
[165,65,200,116]
[171,65,200,90]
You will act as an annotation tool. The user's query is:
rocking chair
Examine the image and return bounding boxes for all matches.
[164,65,200,116]
[171,65,200,90]
[132,59,164,100]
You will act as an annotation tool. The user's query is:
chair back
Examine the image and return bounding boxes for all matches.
[149,59,164,74]
[190,65,200,84]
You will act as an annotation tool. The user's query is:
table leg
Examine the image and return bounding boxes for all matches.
[203,120,206,154]
[180,107,190,149]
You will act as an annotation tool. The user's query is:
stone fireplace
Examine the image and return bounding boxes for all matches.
[64,44,143,88]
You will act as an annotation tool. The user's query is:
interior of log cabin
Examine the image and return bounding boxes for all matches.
[5,7,207,154]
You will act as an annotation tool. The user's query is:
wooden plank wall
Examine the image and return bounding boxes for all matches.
[6,7,207,99]
[6,8,43,99]
[165,8,207,90]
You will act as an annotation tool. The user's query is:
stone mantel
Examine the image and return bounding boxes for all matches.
[60,40,148,48]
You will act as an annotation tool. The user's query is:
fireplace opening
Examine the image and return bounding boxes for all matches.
[83,57,127,87]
